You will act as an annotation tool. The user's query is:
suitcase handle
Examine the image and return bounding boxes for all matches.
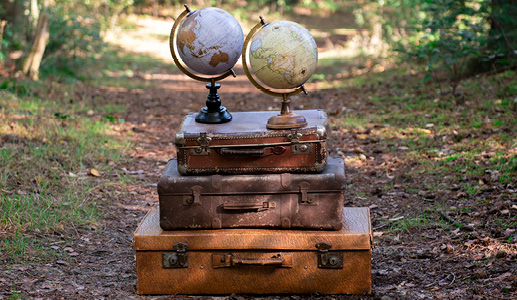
[218,146,285,156]
[212,253,293,268]
[222,201,275,211]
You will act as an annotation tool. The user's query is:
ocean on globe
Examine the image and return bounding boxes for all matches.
[176,7,244,76]
[249,20,318,90]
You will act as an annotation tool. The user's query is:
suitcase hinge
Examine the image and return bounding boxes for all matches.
[316,242,343,269]
[163,242,189,268]
[299,182,318,205]
[183,186,202,206]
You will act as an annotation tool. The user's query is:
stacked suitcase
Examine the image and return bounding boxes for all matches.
[133,109,373,295]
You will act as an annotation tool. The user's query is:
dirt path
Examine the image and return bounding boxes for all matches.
[3,16,515,300]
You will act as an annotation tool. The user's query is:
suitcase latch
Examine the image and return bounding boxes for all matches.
[183,186,202,206]
[299,182,318,205]
[163,242,189,268]
[291,143,313,154]
[287,129,303,143]
[191,133,211,155]
[316,242,343,269]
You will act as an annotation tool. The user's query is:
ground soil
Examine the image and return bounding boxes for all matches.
[1,16,515,300]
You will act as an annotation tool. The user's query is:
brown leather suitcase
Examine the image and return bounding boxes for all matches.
[134,207,372,295]
[175,109,329,175]
[158,156,345,230]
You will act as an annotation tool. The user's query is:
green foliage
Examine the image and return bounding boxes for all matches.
[409,0,489,92]
[39,5,104,81]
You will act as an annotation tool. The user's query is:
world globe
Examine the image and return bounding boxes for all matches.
[249,20,318,90]
[176,7,244,76]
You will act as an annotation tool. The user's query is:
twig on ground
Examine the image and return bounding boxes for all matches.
[439,210,475,231]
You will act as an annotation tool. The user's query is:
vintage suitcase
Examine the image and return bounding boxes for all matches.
[134,207,372,295]
[175,109,329,175]
[159,156,345,230]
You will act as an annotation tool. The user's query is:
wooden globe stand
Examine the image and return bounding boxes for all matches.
[242,16,308,130]
[169,5,234,124]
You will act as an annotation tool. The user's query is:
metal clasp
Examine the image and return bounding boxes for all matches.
[299,182,317,205]
[163,242,189,268]
[316,242,343,269]
[287,129,303,143]
[191,132,212,155]
[183,186,202,206]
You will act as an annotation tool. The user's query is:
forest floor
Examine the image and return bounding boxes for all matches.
[1,15,516,300]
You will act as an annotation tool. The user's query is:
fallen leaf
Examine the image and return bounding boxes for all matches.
[353,147,364,154]
[89,169,101,177]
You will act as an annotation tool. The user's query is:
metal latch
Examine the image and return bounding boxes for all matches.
[287,129,303,143]
[291,143,313,154]
[299,182,318,205]
[163,242,189,268]
[190,132,211,155]
[316,242,343,269]
[183,186,202,205]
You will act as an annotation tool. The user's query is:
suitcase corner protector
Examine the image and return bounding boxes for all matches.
[177,163,188,175]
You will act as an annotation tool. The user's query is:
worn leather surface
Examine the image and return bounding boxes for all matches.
[158,157,345,230]
[134,208,372,295]
[179,110,329,134]
[134,207,371,251]
[175,109,329,174]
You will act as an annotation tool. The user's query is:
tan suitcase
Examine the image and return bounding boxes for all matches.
[175,109,329,175]
[133,208,372,295]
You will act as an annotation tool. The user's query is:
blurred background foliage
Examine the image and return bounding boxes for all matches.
[0,0,515,85]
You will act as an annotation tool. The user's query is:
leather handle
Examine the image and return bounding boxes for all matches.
[218,146,286,156]
[233,255,284,266]
[212,253,293,268]
[219,148,266,156]
[222,201,275,211]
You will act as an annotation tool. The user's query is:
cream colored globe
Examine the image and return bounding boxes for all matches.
[249,20,318,90]
[176,7,244,75]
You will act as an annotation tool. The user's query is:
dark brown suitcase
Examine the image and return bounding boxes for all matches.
[175,109,329,175]
[134,207,372,295]
[159,157,345,230]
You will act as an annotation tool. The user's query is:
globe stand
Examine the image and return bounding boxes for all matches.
[242,16,310,130]
[169,4,238,124]
[266,93,307,129]
[195,80,232,123]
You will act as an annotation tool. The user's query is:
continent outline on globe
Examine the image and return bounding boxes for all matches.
[176,7,244,76]
[249,20,318,90]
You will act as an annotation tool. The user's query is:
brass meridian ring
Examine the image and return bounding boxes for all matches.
[169,6,235,83]
[242,17,305,98]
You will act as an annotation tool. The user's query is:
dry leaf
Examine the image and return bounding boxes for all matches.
[89,169,101,177]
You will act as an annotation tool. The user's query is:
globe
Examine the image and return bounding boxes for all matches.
[249,20,318,90]
[176,7,244,76]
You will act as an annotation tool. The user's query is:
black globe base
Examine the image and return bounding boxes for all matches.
[195,82,232,124]
[195,106,232,123]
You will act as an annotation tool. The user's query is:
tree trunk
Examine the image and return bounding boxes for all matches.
[22,13,49,80]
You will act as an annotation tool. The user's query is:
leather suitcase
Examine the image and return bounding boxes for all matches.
[159,157,345,230]
[175,109,329,175]
[134,207,372,295]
